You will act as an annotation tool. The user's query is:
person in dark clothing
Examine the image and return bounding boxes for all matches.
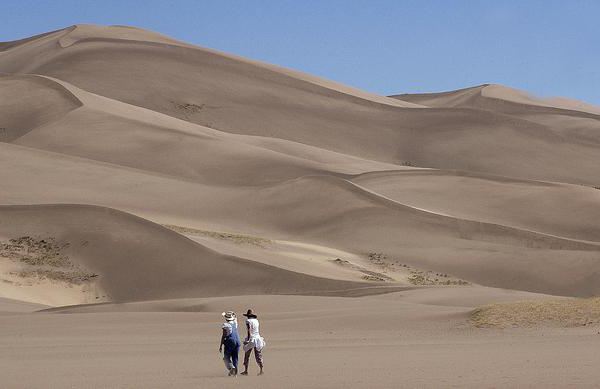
[219,311,241,376]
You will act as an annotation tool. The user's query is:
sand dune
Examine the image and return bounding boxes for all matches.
[393,83,600,116]
[394,84,600,154]
[0,204,392,305]
[0,297,48,314]
[0,24,598,308]
[58,24,198,49]
[0,75,81,141]
[482,84,600,116]
[353,169,600,242]
[3,74,403,185]
[2,25,600,185]
[1,141,599,296]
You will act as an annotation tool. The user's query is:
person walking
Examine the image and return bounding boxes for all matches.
[240,309,266,376]
[219,311,241,376]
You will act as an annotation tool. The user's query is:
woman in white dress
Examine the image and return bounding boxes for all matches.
[240,309,266,376]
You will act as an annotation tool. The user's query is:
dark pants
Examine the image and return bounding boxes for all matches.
[244,347,263,368]
[223,341,240,370]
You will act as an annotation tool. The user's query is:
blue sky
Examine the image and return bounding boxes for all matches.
[3,0,599,104]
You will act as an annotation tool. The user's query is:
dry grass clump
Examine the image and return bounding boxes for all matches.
[332,258,393,282]
[163,224,272,247]
[366,253,468,285]
[171,102,205,119]
[1,236,99,286]
[170,101,220,121]
[471,298,600,328]
[407,270,469,286]
[401,262,469,286]
[13,269,98,285]
[361,274,389,282]
[1,237,72,267]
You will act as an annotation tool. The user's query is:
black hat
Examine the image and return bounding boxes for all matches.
[243,309,257,318]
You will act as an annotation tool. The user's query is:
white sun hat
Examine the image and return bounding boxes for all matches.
[222,311,236,321]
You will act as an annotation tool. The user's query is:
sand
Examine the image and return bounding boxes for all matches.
[1,24,600,388]
[3,291,600,388]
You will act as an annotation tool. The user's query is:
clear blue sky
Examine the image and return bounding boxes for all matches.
[3,0,599,104]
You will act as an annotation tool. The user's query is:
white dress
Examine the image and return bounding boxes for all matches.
[243,318,266,352]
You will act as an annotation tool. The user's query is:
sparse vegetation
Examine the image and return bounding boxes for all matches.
[332,257,393,282]
[170,101,221,120]
[367,252,469,286]
[360,269,393,281]
[1,236,99,286]
[407,270,469,286]
[368,252,387,264]
[333,258,350,265]
[163,224,272,247]
[12,269,98,285]
[471,298,600,328]
[1,237,72,267]
[172,101,205,115]
[361,274,388,282]
[0,127,10,142]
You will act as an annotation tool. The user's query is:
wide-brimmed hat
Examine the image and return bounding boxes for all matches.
[243,309,257,318]
[222,311,236,321]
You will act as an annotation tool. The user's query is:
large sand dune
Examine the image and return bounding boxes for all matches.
[2,25,600,185]
[1,39,598,298]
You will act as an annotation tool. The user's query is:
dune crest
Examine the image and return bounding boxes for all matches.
[394,83,600,116]
[58,24,195,48]
[0,74,82,141]
[482,84,600,116]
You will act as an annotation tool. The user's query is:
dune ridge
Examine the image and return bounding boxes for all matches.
[393,83,600,117]
[0,74,82,141]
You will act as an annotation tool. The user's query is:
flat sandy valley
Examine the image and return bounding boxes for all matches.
[3,290,600,388]
[2,25,600,388]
